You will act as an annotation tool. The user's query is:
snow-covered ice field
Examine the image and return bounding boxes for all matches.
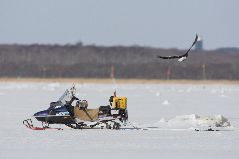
[1,82,239,159]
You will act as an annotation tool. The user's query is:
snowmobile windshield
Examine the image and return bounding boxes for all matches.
[58,86,76,105]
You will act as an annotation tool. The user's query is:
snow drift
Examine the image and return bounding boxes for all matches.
[144,114,231,130]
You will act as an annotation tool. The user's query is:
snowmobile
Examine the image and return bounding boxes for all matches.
[23,86,128,130]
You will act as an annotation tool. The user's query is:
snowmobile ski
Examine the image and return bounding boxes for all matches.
[23,119,63,130]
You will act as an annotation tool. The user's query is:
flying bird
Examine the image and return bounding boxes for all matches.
[157,34,198,62]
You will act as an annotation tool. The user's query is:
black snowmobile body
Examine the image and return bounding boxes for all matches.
[33,105,74,124]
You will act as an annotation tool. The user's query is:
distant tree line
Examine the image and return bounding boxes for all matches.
[0,44,239,80]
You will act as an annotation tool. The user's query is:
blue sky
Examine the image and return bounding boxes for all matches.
[0,0,238,49]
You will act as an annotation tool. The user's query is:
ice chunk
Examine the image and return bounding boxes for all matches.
[158,118,167,123]
[197,115,230,127]
[167,114,230,128]
[162,100,169,105]
[155,92,161,96]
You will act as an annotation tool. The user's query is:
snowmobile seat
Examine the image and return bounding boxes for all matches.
[74,107,99,122]
[99,105,111,115]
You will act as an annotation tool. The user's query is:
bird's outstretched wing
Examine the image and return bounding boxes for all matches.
[157,34,198,61]
[157,55,183,59]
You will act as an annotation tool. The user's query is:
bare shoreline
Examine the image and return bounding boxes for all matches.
[0,78,238,84]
